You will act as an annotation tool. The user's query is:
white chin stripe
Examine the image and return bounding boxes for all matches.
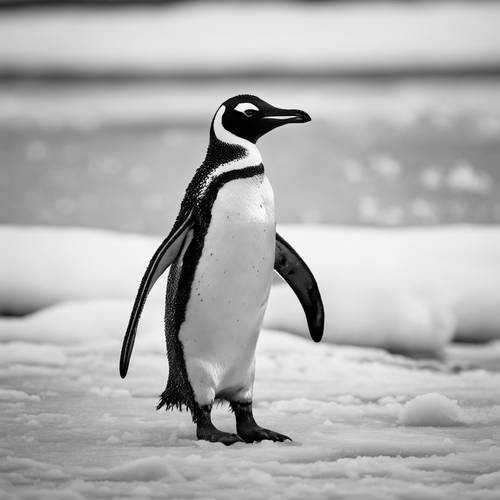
[214,105,257,151]
[201,105,262,196]
[234,102,259,114]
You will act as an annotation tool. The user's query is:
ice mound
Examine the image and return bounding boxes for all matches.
[2,224,500,354]
[398,393,464,427]
[0,225,157,315]
[0,299,139,344]
[0,342,67,366]
[266,225,500,352]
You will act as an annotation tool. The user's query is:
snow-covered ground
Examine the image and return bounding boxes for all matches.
[1,224,500,499]
[1,326,499,499]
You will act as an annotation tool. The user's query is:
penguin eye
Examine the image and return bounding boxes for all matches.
[234,103,259,117]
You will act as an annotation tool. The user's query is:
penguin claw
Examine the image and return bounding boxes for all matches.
[238,427,292,443]
[198,430,244,446]
[219,433,245,446]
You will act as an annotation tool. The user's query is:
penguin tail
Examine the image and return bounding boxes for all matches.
[156,384,202,423]
[156,385,182,412]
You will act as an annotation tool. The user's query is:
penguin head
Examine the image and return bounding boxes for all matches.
[214,95,311,144]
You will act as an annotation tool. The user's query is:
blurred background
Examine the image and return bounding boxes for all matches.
[1,0,500,234]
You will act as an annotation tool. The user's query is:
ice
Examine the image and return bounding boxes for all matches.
[369,156,402,180]
[4,81,500,132]
[446,162,492,193]
[1,307,499,499]
[475,470,500,488]
[0,390,39,403]
[0,3,498,74]
[398,393,464,427]
[266,224,500,350]
[419,164,493,194]
[420,167,444,191]
[0,225,157,315]
[0,342,67,366]
[0,456,58,473]
[87,387,131,399]
[2,224,500,355]
[87,456,180,482]
[1,225,500,498]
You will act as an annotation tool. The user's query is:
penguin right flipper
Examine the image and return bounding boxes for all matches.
[274,232,324,343]
[120,210,194,378]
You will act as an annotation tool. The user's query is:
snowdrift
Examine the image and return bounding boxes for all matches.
[0,225,158,315]
[2,224,500,355]
[266,225,500,352]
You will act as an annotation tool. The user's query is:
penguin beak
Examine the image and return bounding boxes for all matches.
[254,105,311,141]
[262,107,311,125]
[249,100,311,142]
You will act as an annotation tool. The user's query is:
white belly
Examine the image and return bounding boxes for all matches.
[179,174,275,406]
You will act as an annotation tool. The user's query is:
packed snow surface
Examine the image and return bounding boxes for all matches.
[1,323,499,499]
[1,224,500,498]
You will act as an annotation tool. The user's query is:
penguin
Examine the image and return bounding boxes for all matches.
[120,95,324,445]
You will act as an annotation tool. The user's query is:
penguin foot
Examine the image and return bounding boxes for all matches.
[237,425,292,443]
[231,401,292,443]
[196,405,243,445]
[196,427,244,446]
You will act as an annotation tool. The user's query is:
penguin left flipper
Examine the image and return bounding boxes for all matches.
[274,232,324,342]
[120,209,194,378]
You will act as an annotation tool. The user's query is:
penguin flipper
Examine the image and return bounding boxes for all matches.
[120,210,194,378]
[274,232,324,342]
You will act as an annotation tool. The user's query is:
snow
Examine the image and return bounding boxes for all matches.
[357,196,405,225]
[89,456,179,482]
[0,3,499,74]
[87,387,131,399]
[475,470,500,489]
[369,156,402,181]
[2,224,500,355]
[446,163,492,193]
[0,323,499,499]
[0,342,67,367]
[0,226,157,314]
[4,81,500,130]
[420,168,444,191]
[0,390,40,404]
[398,393,464,427]
[266,225,500,349]
[1,224,500,498]
[419,164,493,194]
